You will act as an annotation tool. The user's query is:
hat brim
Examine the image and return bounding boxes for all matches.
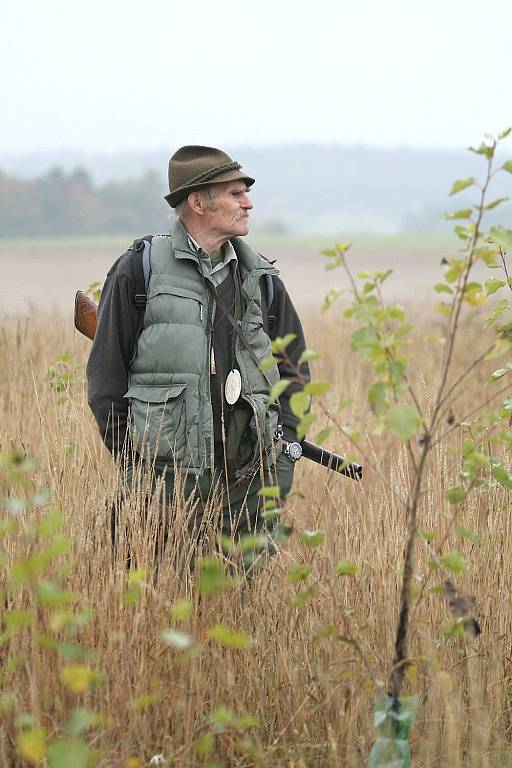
[165,168,255,208]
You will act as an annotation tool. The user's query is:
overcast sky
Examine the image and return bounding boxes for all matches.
[2,0,511,155]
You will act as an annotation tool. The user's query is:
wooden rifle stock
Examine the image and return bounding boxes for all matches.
[74,291,98,340]
[74,290,363,480]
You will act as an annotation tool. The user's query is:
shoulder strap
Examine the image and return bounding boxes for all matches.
[128,236,153,366]
[264,273,274,308]
[132,235,153,308]
[261,273,277,337]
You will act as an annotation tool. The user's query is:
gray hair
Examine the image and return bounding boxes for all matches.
[174,186,217,220]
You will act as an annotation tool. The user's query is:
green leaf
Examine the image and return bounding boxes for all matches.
[489,226,512,252]
[47,738,89,768]
[65,707,95,737]
[260,354,278,371]
[60,665,96,693]
[195,732,215,756]
[485,196,509,210]
[335,560,361,576]
[498,321,512,340]
[289,391,310,419]
[160,629,194,649]
[322,287,342,312]
[304,381,331,396]
[384,404,422,441]
[485,298,508,327]
[498,127,512,140]
[36,580,72,606]
[298,349,319,364]
[350,326,378,357]
[313,625,337,641]
[502,160,512,174]
[170,599,193,621]
[261,507,283,521]
[502,395,512,412]
[478,246,500,267]
[198,557,228,595]
[0,690,14,713]
[17,728,47,765]
[337,396,353,412]
[291,586,317,608]
[433,283,453,295]
[208,624,250,649]
[435,302,451,317]
[258,485,280,498]
[485,278,506,296]
[488,367,509,382]
[464,282,487,307]
[296,412,317,440]
[271,334,297,354]
[446,486,465,504]
[444,258,466,283]
[314,426,332,444]
[36,507,64,537]
[443,209,473,220]
[267,379,290,405]
[449,177,476,196]
[469,142,494,159]
[286,564,311,583]
[368,382,388,416]
[239,533,268,553]
[454,224,472,241]
[4,609,32,629]
[492,465,512,490]
[455,525,481,546]
[299,530,325,548]
[440,551,466,574]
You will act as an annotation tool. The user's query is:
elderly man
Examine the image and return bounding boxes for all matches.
[87,145,310,551]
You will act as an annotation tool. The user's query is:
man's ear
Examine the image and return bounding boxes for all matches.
[187,191,205,216]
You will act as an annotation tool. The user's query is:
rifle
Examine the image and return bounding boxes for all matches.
[75,290,363,481]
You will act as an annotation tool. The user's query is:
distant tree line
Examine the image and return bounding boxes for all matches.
[0,167,169,236]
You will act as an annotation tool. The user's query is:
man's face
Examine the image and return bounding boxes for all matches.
[203,181,253,239]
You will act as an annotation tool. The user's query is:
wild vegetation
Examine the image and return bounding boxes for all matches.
[1,132,512,766]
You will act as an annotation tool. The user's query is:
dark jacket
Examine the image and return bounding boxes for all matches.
[87,239,310,459]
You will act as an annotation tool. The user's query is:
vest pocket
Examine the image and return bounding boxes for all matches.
[125,384,188,462]
[233,394,279,479]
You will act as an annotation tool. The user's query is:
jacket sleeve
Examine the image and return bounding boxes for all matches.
[269,276,311,441]
[86,250,140,458]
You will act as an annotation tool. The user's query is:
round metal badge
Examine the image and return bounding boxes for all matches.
[225,369,242,405]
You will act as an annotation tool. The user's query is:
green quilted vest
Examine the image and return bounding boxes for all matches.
[125,220,280,476]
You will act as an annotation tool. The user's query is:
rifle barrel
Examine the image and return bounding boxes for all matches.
[300,440,363,480]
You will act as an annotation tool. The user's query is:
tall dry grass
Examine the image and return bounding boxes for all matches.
[1,304,512,767]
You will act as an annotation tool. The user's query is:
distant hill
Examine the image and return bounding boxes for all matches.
[1,144,510,235]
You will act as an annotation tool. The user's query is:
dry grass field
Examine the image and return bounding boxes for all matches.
[1,237,512,766]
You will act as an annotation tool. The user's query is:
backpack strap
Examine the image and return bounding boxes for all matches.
[261,273,277,337]
[129,236,153,365]
[132,236,153,307]
[264,273,274,307]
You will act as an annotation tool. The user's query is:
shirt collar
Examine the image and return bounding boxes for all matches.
[185,232,238,272]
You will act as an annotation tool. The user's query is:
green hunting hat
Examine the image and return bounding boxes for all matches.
[165,145,255,208]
